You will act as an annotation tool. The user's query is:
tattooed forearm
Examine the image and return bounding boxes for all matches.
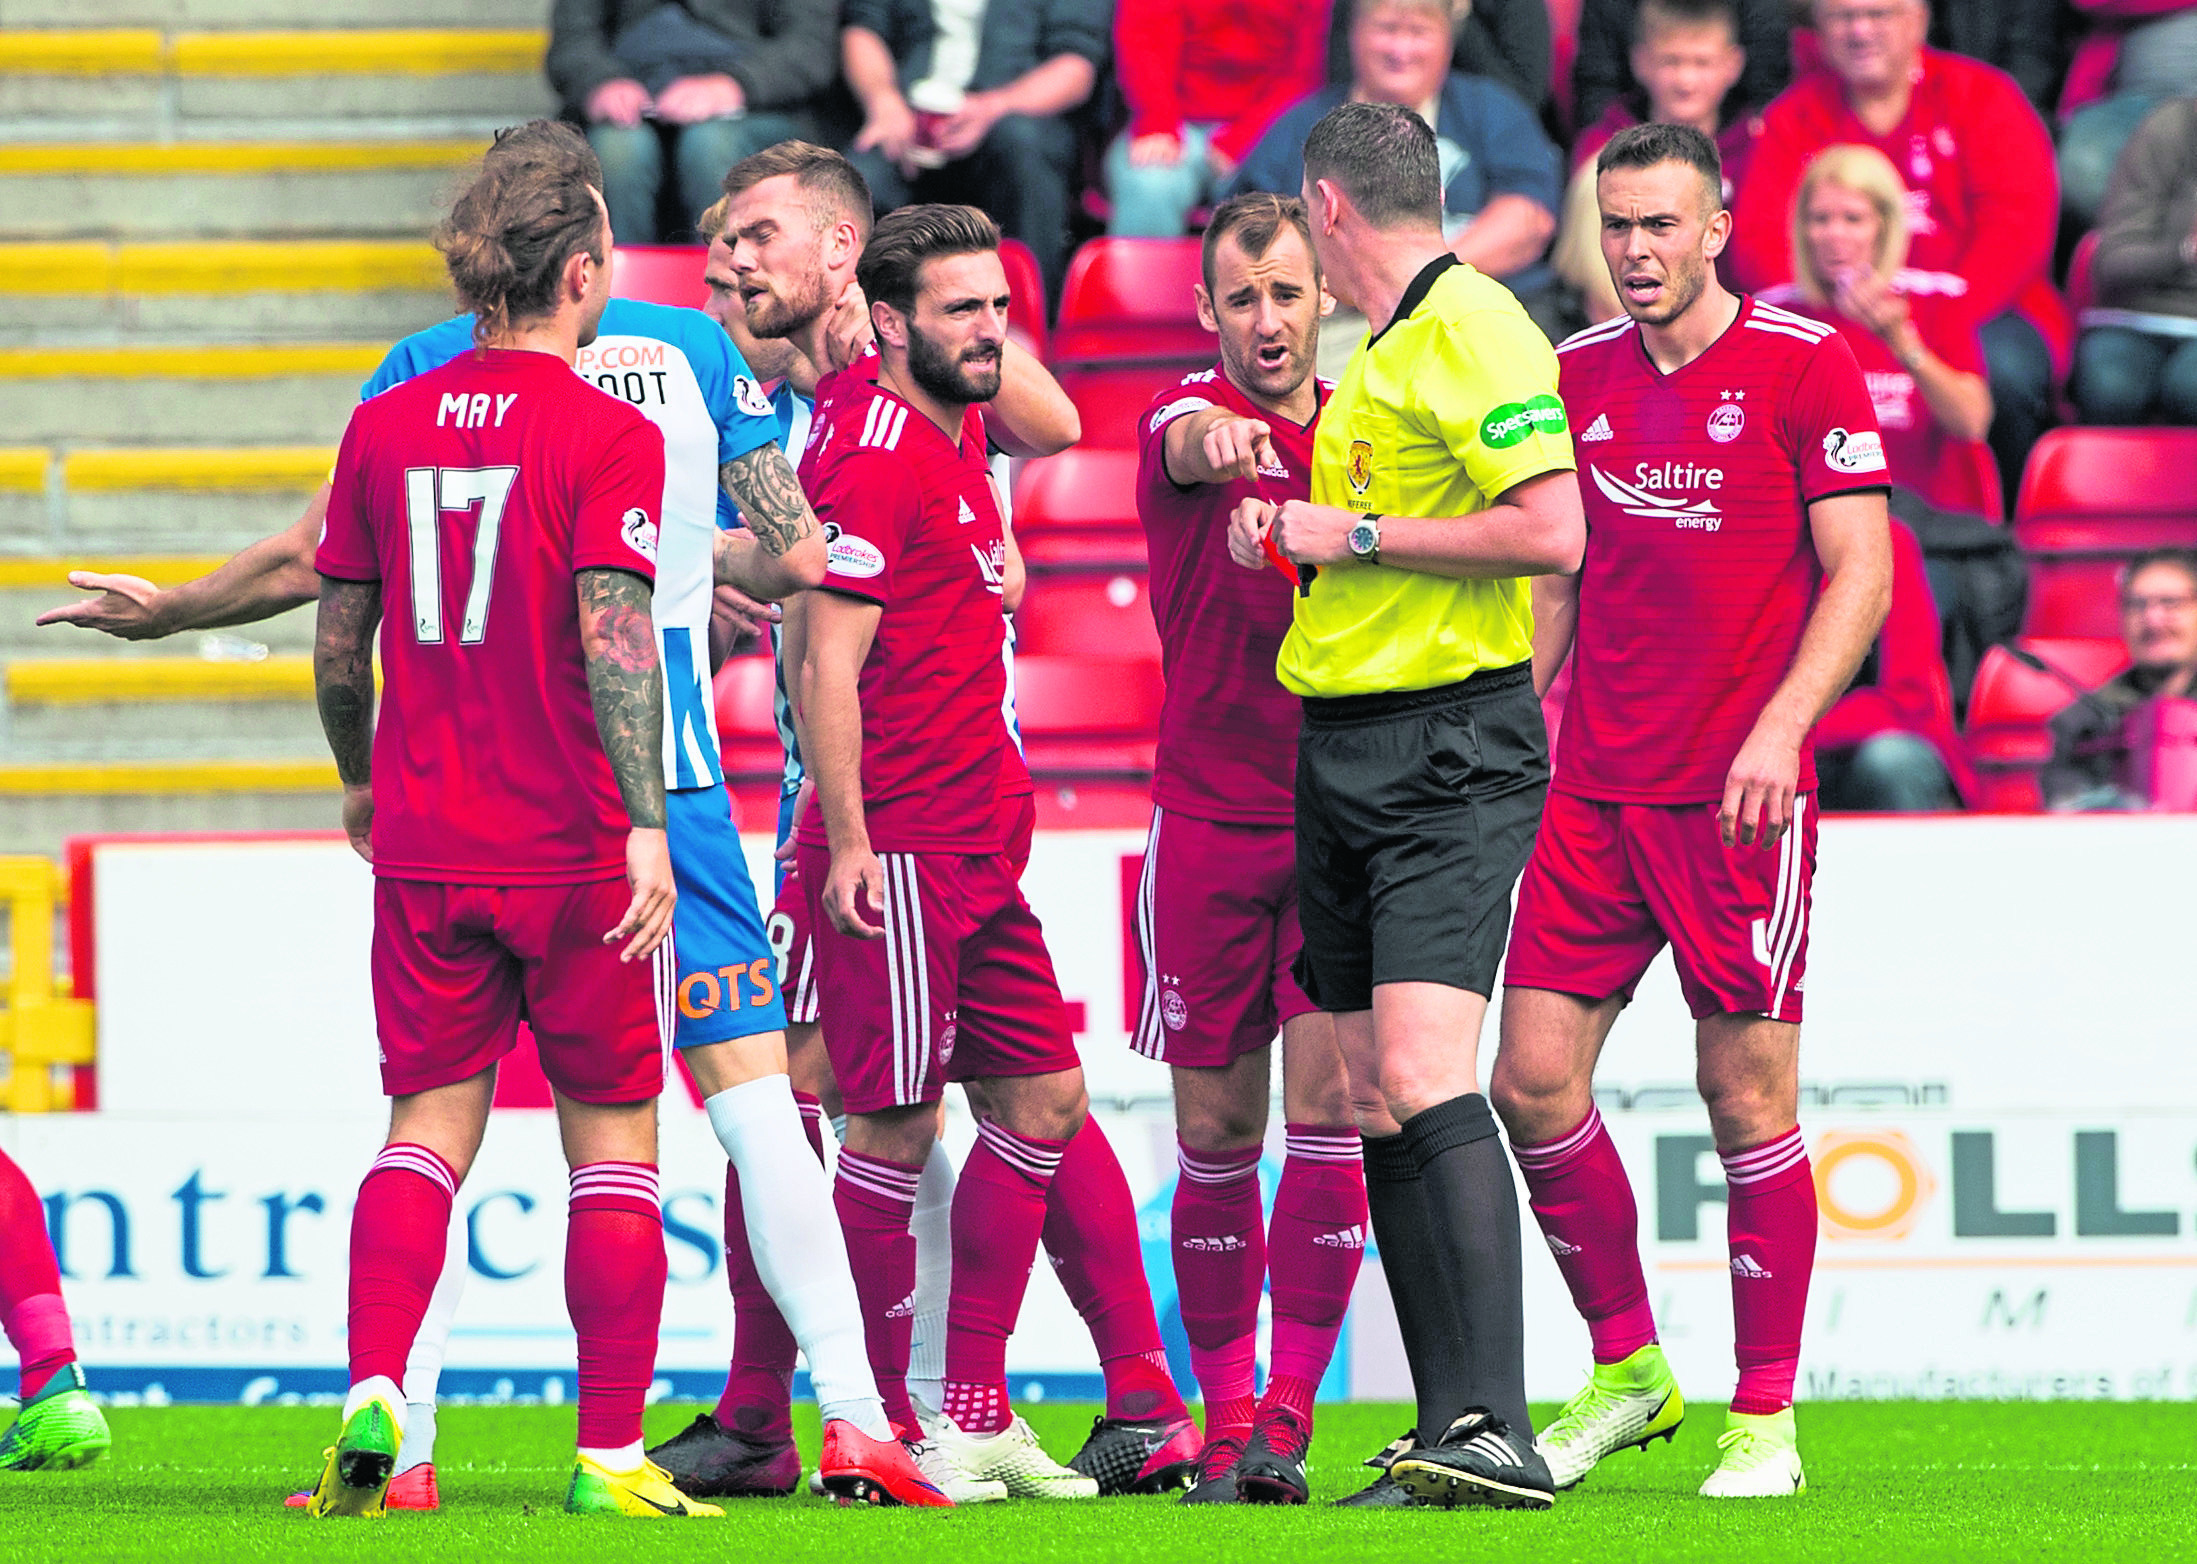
[721,444,818,558]
[313,576,381,786]
[577,567,667,831]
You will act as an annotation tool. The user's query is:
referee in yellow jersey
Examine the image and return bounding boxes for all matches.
[1228,100,1584,1512]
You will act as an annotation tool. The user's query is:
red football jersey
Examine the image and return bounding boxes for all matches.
[794,370,1030,854]
[316,347,666,882]
[1762,277,1993,514]
[1136,364,1323,826]
[1555,296,1888,803]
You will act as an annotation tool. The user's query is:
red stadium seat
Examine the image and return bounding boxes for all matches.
[2013,428,2197,636]
[610,245,709,310]
[1055,364,1197,450]
[999,237,1048,360]
[2065,230,2100,318]
[1012,447,1144,567]
[712,652,783,783]
[1963,636,2127,811]
[1052,238,1218,365]
[1015,654,1163,777]
[1015,569,1160,659]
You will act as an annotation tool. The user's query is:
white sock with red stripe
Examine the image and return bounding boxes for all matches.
[905,1135,959,1419]
[705,1074,891,1439]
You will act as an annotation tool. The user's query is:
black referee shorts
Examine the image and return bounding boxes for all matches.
[1292,662,1549,1013]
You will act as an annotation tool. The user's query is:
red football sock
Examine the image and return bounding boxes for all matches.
[1044,1118,1188,1423]
[1170,1141,1262,1436]
[1264,1124,1368,1394]
[833,1148,923,1431]
[1723,1128,1816,1415]
[713,1090,827,1442]
[0,1148,75,1400]
[567,1162,666,1452]
[1513,1105,1659,1364]
[943,1119,1067,1435]
[346,1143,456,1391]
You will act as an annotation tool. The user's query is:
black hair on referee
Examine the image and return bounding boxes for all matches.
[1301,100,1441,231]
[856,203,1002,319]
[1201,192,1320,295]
[1598,121,1725,213]
[438,119,606,345]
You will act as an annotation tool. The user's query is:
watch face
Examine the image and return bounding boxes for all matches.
[1348,521,1378,556]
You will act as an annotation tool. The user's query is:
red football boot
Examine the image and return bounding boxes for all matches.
[815,1420,954,1508]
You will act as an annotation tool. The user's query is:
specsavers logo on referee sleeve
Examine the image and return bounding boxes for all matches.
[1480,394,1569,449]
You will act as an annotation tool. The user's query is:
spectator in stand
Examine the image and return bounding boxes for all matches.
[2073,96,2197,424]
[838,0,1106,300]
[548,0,842,245]
[1762,145,1996,514]
[1573,0,1788,131]
[1554,0,1759,322]
[1815,519,1972,810]
[1731,0,2071,509]
[1105,0,1331,236]
[1926,0,2073,115]
[1326,0,1552,114]
[1234,0,1564,363]
[2042,549,2197,807]
[2058,1,2197,231]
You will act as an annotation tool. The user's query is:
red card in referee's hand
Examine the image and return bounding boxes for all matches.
[1253,479,1303,587]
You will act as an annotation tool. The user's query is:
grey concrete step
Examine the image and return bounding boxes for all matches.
[0,786,336,859]
[3,696,325,759]
[0,489,319,556]
[3,1,548,26]
[0,164,461,240]
[0,288,449,346]
[0,368,362,442]
[0,73,554,135]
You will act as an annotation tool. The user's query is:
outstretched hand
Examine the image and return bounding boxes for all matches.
[35,571,167,639]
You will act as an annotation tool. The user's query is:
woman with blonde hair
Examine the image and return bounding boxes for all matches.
[1764,142,1998,514]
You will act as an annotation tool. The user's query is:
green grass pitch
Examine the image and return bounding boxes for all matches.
[1,1400,2192,1562]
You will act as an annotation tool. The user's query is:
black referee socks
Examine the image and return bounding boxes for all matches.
[1397,1092,1535,1440]
[1361,1129,1470,1446]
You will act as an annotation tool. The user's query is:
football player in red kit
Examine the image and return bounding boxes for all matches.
[1130,192,1365,1506]
[1490,123,1892,1500]
[306,144,717,1519]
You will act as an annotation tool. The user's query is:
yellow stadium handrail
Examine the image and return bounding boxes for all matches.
[0,857,94,1114]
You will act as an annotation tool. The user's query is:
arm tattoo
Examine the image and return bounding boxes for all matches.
[313,576,382,787]
[577,567,667,831]
[721,444,818,559]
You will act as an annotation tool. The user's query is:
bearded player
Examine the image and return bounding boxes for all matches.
[1130,191,1366,1507]
[1490,123,1892,1499]
[711,153,1196,1499]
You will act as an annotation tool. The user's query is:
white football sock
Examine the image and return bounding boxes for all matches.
[579,1438,645,1469]
[342,1374,403,1423]
[395,1214,467,1475]
[904,1135,959,1417]
[706,1074,891,1440]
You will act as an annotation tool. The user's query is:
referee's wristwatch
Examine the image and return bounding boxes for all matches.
[1346,513,1383,564]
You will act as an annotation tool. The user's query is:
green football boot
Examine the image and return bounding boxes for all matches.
[0,1363,111,1472]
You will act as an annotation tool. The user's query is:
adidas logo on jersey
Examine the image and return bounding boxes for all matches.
[1580,413,1614,442]
[1314,1224,1368,1250]
[1179,1234,1250,1253]
[1730,1253,1774,1280]
[1545,1233,1583,1257]
[957,497,977,526]
[887,1291,917,1318]
[1257,461,1291,479]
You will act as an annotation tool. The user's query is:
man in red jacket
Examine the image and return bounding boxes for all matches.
[1728,0,2070,506]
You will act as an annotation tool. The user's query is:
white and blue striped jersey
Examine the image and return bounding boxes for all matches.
[363,298,780,793]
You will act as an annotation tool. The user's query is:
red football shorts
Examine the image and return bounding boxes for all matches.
[1504,791,1817,1023]
[767,860,821,1026]
[371,876,672,1103]
[795,834,1080,1115]
[1131,807,1317,1067]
